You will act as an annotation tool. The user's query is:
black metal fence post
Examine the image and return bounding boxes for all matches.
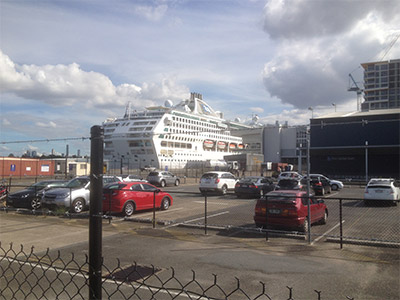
[153,190,156,229]
[339,199,343,249]
[89,125,104,300]
[265,195,269,241]
[204,193,208,235]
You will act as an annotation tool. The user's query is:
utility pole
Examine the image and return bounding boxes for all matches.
[89,126,104,300]
[65,145,69,179]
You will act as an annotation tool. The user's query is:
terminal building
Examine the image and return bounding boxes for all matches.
[309,109,400,180]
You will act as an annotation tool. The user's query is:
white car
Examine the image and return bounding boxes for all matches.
[364,178,400,205]
[277,171,302,181]
[117,174,147,182]
[199,171,238,195]
[306,174,344,191]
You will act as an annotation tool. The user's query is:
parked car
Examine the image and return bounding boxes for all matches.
[364,178,400,206]
[140,165,157,172]
[199,171,238,195]
[117,174,147,182]
[277,171,302,181]
[275,178,305,191]
[254,190,328,232]
[102,182,173,216]
[42,176,119,213]
[304,174,344,191]
[146,171,180,187]
[301,175,331,196]
[234,176,275,198]
[6,180,67,210]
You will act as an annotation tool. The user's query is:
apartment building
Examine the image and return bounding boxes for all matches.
[361,59,400,111]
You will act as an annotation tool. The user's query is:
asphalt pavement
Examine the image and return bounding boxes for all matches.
[1,178,399,299]
[1,208,399,299]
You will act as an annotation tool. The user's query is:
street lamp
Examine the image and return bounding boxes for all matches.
[308,107,314,118]
[332,103,336,112]
[365,141,368,184]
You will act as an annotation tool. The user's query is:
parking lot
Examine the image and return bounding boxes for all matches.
[2,178,400,246]
[112,182,399,246]
[1,179,399,299]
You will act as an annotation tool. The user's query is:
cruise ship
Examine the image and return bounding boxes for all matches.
[103,93,252,170]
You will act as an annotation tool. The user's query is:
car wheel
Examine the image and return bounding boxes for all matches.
[331,184,338,191]
[123,201,135,216]
[221,185,228,195]
[320,211,328,225]
[161,197,170,210]
[160,180,166,187]
[174,179,180,186]
[301,218,309,233]
[71,199,84,213]
[31,197,41,210]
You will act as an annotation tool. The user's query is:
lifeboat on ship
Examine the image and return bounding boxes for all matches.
[238,144,244,150]
[217,141,227,150]
[229,143,237,150]
[203,140,215,149]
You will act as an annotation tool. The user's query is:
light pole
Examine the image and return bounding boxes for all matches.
[365,141,368,184]
[308,107,314,119]
[332,103,336,112]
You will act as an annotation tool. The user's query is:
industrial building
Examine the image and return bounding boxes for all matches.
[309,109,400,180]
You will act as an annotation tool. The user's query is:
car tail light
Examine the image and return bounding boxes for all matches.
[215,178,220,184]
[315,182,322,186]
[235,183,240,188]
[250,184,257,188]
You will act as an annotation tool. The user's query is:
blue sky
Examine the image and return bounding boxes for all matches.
[1,0,399,156]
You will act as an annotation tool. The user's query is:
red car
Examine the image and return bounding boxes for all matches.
[103,182,173,216]
[254,190,328,232]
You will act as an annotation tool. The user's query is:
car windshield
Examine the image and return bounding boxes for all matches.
[278,180,299,188]
[240,177,260,183]
[201,173,218,180]
[267,193,297,203]
[28,182,49,190]
[65,178,89,188]
[104,183,127,190]
[369,180,391,186]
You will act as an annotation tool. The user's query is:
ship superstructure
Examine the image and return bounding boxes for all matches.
[103,93,252,170]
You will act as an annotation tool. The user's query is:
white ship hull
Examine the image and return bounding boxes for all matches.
[103,93,250,170]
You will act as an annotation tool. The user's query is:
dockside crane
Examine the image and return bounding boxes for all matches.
[348,73,363,111]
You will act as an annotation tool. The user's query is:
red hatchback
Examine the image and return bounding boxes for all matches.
[103,182,173,216]
[254,190,328,232]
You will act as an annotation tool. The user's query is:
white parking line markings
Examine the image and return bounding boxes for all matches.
[311,220,345,245]
[165,211,230,228]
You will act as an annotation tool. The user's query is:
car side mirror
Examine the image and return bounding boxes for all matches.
[155,189,161,194]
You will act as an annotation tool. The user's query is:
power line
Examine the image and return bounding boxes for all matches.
[0,137,90,145]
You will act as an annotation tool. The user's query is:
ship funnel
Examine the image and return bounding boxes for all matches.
[191,92,203,100]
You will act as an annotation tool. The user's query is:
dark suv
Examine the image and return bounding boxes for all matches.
[301,175,331,196]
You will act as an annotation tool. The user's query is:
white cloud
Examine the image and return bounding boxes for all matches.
[0,50,190,110]
[261,0,400,109]
[250,107,264,114]
[134,4,168,21]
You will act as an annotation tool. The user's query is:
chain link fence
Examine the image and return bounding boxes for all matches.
[1,179,399,247]
[0,242,358,300]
